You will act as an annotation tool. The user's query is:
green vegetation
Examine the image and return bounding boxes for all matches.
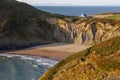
[0,0,68,42]
[0,0,62,50]
[107,14,120,19]
[0,0,74,52]
[40,36,120,80]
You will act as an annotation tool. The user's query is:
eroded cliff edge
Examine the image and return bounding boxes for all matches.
[52,18,120,44]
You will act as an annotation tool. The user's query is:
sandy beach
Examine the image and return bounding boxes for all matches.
[7,43,91,60]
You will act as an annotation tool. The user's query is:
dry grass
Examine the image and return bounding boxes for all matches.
[39,36,120,80]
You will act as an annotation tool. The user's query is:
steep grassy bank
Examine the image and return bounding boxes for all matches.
[40,36,120,80]
[0,0,56,40]
[0,0,60,51]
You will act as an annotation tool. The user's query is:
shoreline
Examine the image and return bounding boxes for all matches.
[6,43,91,61]
[0,53,59,61]
[6,49,73,61]
[0,41,53,53]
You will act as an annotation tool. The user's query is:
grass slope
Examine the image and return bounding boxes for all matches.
[0,1,54,40]
[107,14,120,19]
[40,36,120,80]
[0,0,67,51]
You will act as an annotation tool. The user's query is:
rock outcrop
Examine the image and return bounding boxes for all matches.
[54,18,120,44]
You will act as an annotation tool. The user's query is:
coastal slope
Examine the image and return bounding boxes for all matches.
[40,36,120,80]
[0,0,64,51]
[0,0,55,41]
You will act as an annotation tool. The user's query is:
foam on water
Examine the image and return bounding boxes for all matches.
[0,53,58,67]
[0,54,58,80]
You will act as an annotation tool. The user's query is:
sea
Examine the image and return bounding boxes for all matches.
[36,6,120,16]
[0,54,57,80]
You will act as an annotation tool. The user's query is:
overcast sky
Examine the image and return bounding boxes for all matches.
[17,0,120,6]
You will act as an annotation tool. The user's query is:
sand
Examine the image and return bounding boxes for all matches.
[7,43,91,60]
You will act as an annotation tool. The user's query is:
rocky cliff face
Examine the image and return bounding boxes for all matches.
[53,18,120,44]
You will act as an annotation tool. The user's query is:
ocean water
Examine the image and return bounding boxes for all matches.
[0,54,57,80]
[36,6,120,16]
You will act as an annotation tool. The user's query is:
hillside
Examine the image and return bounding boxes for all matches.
[39,36,120,80]
[0,0,65,51]
[0,0,60,41]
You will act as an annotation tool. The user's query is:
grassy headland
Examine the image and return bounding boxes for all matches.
[0,0,67,51]
[40,36,120,80]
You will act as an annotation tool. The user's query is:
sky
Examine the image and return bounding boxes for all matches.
[17,0,120,6]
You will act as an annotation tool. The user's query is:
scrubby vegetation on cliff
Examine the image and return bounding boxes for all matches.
[40,36,120,80]
[0,0,56,40]
[0,0,61,51]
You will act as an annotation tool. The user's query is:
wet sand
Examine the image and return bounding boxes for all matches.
[7,43,91,60]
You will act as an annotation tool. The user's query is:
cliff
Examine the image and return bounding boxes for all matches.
[39,36,120,80]
[54,18,120,44]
